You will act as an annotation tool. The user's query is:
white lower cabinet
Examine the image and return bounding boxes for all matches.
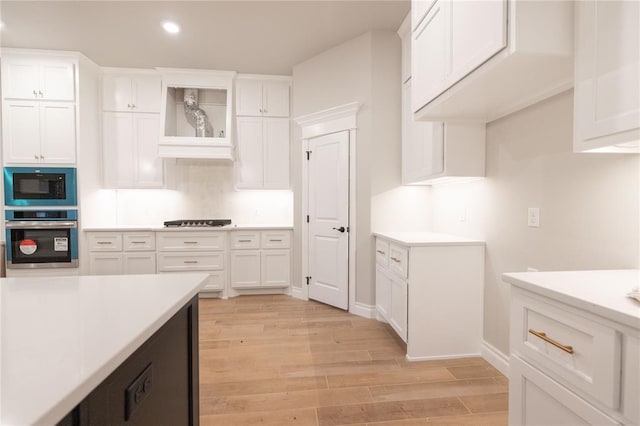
[508,282,639,425]
[157,231,226,293]
[87,232,156,275]
[230,230,291,289]
[374,234,484,359]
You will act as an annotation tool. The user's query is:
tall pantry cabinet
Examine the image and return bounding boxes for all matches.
[235,75,291,189]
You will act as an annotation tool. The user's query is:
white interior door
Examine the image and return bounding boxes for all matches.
[308,131,349,310]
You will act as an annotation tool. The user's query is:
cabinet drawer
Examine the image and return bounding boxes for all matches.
[156,232,226,251]
[87,233,123,252]
[230,231,260,249]
[388,244,408,279]
[375,239,390,267]
[511,289,622,409]
[261,230,291,249]
[123,232,155,251]
[509,355,619,426]
[156,252,225,272]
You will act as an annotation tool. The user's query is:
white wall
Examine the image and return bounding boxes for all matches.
[292,31,431,305]
[430,90,640,355]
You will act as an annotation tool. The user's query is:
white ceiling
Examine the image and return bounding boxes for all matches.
[0,1,410,75]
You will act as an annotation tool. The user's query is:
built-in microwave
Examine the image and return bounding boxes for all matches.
[3,167,77,207]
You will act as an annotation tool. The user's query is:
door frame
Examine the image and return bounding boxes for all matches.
[294,102,361,313]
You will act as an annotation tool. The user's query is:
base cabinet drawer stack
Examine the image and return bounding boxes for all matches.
[87,232,156,275]
[374,233,484,360]
[508,282,640,426]
[156,231,226,292]
[230,230,291,289]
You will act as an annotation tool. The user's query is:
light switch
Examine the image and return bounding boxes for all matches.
[528,207,540,227]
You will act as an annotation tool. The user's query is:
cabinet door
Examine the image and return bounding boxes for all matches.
[2,101,41,163]
[236,79,263,116]
[134,113,163,187]
[412,0,448,112]
[261,250,290,288]
[89,253,124,275]
[400,25,412,83]
[123,253,156,274]
[2,59,40,99]
[230,251,261,288]
[574,0,640,149]
[103,112,135,187]
[389,275,408,342]
[132,75,162,113]
[509,356,619,426]
[102,75,132,111]
[263,118,290,189]
[402,81,444,184]
[262,81,290,117]
[202,271,225,291]
[449,0,507,86]
[39,61,75,101]
[235,117,264,188]
[375,266,392,322]
[39,102,76,164]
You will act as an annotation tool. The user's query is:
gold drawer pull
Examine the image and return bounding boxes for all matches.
[183,260,198,264]
[528,329,574,354]
[376,250,385,255]
[238,239,252,242]
[390,257,401,263]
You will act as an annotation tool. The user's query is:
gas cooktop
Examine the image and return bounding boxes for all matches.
[163,219,232,228]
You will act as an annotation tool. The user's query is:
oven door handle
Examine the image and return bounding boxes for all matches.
[5,221,77,229]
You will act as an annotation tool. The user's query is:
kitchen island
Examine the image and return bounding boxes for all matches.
[1,272,208,425]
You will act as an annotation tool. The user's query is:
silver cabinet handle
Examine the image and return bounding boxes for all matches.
[96,242,112,245]
[33,90,38,97]
[40,155,44,160]
[183,260,198,264]
[390,257,401,263]
[131,104,136,109]
[238,239,252,242]
[376,250,385,255]
[269,239,282,242]
[130,241,147,244]
[38,90,43,97]
[259,108,263,113]
[34,154,39,160]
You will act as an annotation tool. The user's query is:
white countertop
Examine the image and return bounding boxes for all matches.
[83,224,293,232]
[373,231,485,247]
[0,272,209,425]
[503,269,640,329]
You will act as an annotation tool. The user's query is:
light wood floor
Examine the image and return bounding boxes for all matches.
[198,295,508,426]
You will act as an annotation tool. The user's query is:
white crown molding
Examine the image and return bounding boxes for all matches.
[294,102,362,139]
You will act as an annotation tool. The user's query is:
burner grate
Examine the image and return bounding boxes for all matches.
[163,219,232,228]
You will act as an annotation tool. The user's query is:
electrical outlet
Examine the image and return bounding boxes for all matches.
[527,207,540,227]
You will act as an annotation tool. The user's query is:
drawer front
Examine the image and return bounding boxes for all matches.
[388,244,408,278]
[511,289,622,409]
[230,231,260,250]
[123,232,155,251]
[375,239,390,267]
[261,230,291,249]
[87,233,123,252]
[156,232,226,251]
[157,252,225,272]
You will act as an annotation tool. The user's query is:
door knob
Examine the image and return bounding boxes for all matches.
[332,226,346,233]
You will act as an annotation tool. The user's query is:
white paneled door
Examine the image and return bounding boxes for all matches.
[308,131,349,310]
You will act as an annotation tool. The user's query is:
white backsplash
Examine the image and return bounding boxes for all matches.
[81,160,293,227]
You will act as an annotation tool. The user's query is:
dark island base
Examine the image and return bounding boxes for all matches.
[58,295,199,426]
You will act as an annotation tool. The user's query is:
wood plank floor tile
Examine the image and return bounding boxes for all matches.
[317,397,468,426]
[198,295,508,425]
[459,392,509,414]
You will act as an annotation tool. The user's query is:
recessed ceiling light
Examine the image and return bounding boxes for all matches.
[162,21,180,34]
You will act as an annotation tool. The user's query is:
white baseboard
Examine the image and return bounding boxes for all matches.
[291,286,305,301]
[406,352,481,362]
[350,302,376,319]
[481,339,510,377]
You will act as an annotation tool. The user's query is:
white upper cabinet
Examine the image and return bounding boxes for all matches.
[102,73,161,113]
[236,76,290,117]
[573,0,640,153]
[101,69,163,188]
[412,0,574,122]
[2,57,75,101]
